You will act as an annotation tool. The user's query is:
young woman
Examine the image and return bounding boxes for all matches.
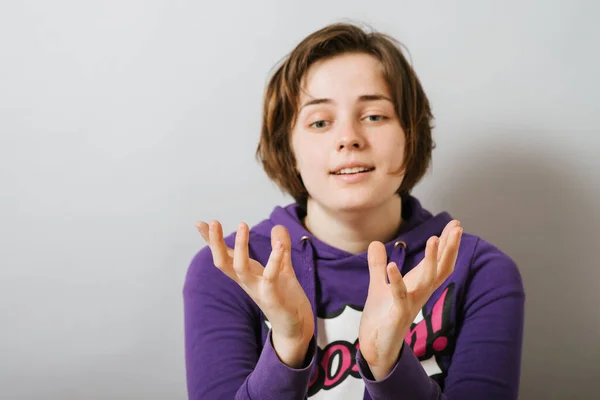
[184,22,525,400]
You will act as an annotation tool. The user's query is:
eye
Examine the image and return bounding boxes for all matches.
[365,115,387,122]
[309,120,330,129]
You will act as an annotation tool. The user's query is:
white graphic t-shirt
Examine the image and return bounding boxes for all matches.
[304,257,454,399]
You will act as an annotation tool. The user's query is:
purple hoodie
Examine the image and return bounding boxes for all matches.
[183,195,525,399]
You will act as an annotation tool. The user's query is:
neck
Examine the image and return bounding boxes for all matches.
[304,196,403,255]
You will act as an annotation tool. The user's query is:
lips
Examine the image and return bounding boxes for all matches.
[332,166,375,175]
[330,163,375,175]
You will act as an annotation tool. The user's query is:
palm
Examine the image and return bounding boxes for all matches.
[254,258,312,335]
[359,281,404,365]
[358,221,463,375]
[197,221,314,340]
[358,242,408,367]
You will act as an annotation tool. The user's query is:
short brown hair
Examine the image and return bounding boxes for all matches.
[256,22,434,207]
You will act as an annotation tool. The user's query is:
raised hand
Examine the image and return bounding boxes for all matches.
[358,220,463,380]
[196,220,315,368]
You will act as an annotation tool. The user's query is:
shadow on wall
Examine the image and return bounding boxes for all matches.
[428,141,600,400]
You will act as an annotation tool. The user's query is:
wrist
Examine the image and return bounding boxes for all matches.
[271,331,313,369]
[367,341,404,381]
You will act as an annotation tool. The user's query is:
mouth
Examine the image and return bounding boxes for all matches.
[330,166,375,175]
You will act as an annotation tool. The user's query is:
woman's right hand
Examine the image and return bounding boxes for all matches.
[196,220,315,368]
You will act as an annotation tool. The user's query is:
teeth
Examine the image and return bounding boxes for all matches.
[336,167,372,175]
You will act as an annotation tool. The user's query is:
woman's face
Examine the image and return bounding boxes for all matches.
[291,52,406,214]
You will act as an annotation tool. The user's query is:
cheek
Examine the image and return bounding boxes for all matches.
[373,132,406,174]
[392,139,406,167]
[290,134,303,168]
[299,155,325,176]
[376,133,404,158]
[292,140,308,168]
[293,132,329,164]
[293,138,322,175]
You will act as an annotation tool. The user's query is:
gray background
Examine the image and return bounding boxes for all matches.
[1,1,598,399]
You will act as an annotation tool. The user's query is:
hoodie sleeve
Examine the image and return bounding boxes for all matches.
[355,238,525,399]
[183,244,316,400]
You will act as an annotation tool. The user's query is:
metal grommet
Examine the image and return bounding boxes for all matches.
[300,235,311,242]
[394,240,407,249]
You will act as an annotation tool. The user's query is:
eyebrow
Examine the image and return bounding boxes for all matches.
[300,94,394,110]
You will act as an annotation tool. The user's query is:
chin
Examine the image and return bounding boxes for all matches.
[306,179,401,214]
[324,190,387,213]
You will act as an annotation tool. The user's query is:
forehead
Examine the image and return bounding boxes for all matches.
[299,53,391,102]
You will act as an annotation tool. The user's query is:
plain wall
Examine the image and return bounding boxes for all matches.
[1,1,598,398]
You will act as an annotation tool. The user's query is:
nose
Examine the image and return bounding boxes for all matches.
[336,122,365,151]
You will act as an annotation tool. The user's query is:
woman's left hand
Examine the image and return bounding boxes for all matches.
[358,220,463,380]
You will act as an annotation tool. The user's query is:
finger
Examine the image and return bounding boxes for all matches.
[436,227,463,286]
[196,221,210,243]
[416,236,439,291]
[263,240,284,282]
[272,225,294,275]
[367,241,388,288]
[282,250,297,278]
[387,262,408,303]
[232,222,257,285]
[438,220,460,263]
[208,220,234,274]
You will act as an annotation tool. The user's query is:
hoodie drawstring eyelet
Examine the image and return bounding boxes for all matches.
[300,236,314,271]
[394,240,407,249]
[391,240,407,273]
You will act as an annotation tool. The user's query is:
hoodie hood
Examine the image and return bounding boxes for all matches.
[252,195,454,264]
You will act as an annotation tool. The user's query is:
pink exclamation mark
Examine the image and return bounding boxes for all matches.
[431,287,449,352]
